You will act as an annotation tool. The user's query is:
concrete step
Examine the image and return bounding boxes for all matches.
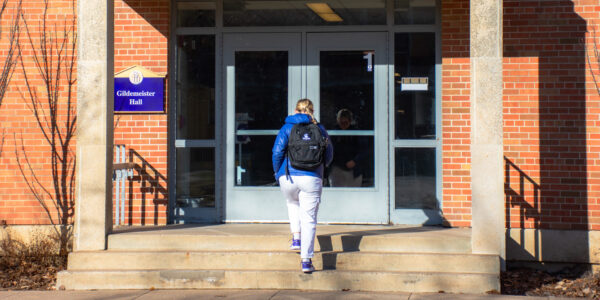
[56,269,500,294]
[68,250,499,274]
[108,225,472,253]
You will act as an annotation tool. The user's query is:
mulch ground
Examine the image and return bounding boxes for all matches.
[502,268,600,298]
[0,230,69,290]
[0,254,66,290]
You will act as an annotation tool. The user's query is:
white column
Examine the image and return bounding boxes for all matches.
[470,0,505,266]
[74,0,114,251]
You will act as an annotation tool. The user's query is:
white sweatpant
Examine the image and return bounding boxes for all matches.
[278,175,322,259]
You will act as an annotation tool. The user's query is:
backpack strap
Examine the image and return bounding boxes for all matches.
[285,126,294,183]
[285,151,290,178]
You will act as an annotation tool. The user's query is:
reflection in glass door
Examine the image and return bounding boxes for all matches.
[224,33,301,222]
[173,35,218,223]
[319,51,375,188]
[307,32,388,224]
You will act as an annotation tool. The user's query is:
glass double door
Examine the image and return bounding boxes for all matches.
[224,32,388,223]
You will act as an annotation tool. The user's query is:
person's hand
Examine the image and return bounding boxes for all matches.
[346,160,356,169]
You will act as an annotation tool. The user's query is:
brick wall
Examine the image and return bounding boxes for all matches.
[588,21,600,230]
[0,0,171,227]
[113,0,170,225]
[0,0,76,225]
[504,0,600,230]
[441,0,472,227]
[440,0,600,230]
[3,0,600,231]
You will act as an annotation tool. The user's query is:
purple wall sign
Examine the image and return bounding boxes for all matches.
[114,74,164,113]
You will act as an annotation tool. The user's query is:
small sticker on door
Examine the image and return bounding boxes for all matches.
[400,77,429,91]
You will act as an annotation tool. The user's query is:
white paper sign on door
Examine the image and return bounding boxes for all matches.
[401,77,429,91]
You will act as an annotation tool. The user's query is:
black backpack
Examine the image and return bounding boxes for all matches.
[287,123,327,171]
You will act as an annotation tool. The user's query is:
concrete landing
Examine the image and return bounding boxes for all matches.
[107,224,473,253]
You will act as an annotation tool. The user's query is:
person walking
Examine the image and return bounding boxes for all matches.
[272,98,333,273]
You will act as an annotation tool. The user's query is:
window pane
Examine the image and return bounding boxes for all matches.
[395,148,436,209]
[394,0,436,25]
[320,51,374,130]
[395,33,435,140]
[326,136,374,187]
[235,135,278,186]
[176,148,215,208]
[177,1,216,27]
[319,50,376,188]
[224,0,386,26]
[176,35,215,140]
[235,51,288,130]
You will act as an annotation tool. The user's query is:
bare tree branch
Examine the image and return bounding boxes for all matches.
[0,0,21,109]
[0,129,5,158]
[0,0,19,160]
[15,0,76,255]
[588,24,600,97]
[13,132,55,222]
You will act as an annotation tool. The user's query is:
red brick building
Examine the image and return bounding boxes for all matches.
[0,0,599,292]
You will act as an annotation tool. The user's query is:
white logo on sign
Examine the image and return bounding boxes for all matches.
[129,70,144,85]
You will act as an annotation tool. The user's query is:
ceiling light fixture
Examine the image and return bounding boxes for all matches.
[306,3,343,22]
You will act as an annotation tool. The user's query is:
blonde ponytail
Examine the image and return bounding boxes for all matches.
[295,98,318,124]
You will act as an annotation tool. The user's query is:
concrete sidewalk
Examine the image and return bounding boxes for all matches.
[0,290,569,300]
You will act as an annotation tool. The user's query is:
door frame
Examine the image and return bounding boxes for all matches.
[388,6,443,225]
[306,32,389,224]
[169,34,222,224]
[169,0,443,224]
[222,32,390,224]
[223,33,303,222]
[388,32,443,225]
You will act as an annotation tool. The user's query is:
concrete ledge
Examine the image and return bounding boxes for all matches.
[67,251,499,274]
[507,228,600,264]
[507,261,600,274]
[57,269,500,293]
[0,225,72,246]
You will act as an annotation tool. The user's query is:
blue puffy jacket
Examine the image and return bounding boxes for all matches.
[272,114,333,180]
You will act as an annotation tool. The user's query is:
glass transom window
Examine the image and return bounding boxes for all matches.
[224,0,386,26]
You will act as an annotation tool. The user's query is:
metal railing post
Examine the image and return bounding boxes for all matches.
[114,145,121,226]
[113,144,134,227]
[120,145,126,225]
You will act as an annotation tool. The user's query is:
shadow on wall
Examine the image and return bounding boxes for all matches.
[0,132,4,158]
[121,0,169,38]
[112,0,170,226]
[504,0,590,272]
[127,149,168,226]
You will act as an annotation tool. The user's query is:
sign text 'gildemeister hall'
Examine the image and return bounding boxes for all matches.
[114,65,165,113]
